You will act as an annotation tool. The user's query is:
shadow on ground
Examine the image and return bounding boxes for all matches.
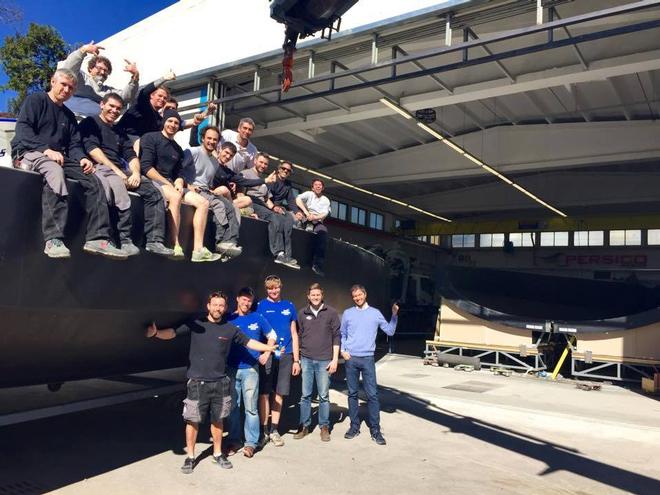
[374,383,660,495]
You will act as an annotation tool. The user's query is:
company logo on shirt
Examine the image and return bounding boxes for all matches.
[248,323,259,331]
[266,310,275,313]
[306,315,312,320]
[218,336,229,341]
[281,309,291,316]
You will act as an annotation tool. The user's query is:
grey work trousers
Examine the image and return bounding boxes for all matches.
[197,189,239,244]
[94,165,166,243]
[252,203,293,257]
[20,151,110,242]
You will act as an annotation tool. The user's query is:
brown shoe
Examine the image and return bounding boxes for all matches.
[293,426,309,440]
[320,426,331,442]
[243,446,255,458]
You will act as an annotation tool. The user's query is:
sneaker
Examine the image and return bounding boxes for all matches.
[169,244,185,260]
[192,247,222,263]
[320,425,331,442]
[371,431,387,445]
[270,431,284,447]
[274,252,300,270]
[83,240,128,260]
[292,426,309,440]
[44,239,70,259]
[211,454,233,469]
[145,242,174,257]
[312,265,325,277]
[120,240,140,257]
[181,456,194,474]
[216,241,242,257]
[344,428,360,440]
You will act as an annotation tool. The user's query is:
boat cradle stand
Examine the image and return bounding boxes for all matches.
[424,339,547,373]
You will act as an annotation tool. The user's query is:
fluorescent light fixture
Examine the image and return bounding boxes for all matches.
[481,164,513,184]
[380,92,568,219]
[442,139,465,154]
[379,98,413,119]
[512,183,567,217]
[390,198,409,207]
[464,153,484,166]
[416,122,445,141]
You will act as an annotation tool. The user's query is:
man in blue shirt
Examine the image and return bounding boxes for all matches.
[256,275,301,447]
[146,291,277,473]
[226,287,277,458]
[340,284,398,445]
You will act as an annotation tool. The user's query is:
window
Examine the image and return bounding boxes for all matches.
[648,229,660,245]
[330,200,347,221]
[509,232,535,247]
[452,234,475,248]
[479,233,505,248]
[369,212,384,230]
[574,230,604,246]
[540,231,569,247]
[610,229,641,246]
[350,206,366,226]
[429,235,440,246]
[417,235,428,243]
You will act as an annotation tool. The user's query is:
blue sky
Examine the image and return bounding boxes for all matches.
[0,0,177,112]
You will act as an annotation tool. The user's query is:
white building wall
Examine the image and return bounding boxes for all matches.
[98,0,456,89]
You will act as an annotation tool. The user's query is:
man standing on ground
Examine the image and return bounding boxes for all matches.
[58,41,139,118]
[226,287,278,458]
[293,283,340,442]
[296,179,331,276]
[242,153,299,269]
[182,126,242,259]
[257,275,301,447]
[146,291,277,473]
[79,92,173,257]
[11,68,126,259]
[340,285,398,445]
[221,118,258,173]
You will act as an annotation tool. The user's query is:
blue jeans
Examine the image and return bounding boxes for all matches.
[345,355,380,434]
[299,357,331,428]
[227,366,260,448]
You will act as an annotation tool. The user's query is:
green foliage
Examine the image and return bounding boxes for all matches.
[0,23,68,113]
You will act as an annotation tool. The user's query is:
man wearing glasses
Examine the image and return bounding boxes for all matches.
[58,41,139,118]
[268,160,305,226]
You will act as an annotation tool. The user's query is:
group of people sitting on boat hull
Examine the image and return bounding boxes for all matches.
[147,277,399,473]
[10,42,330,274]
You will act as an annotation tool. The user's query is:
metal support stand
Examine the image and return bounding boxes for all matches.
[425,341,546,372]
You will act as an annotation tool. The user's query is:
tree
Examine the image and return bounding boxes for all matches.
[0,23,68,113]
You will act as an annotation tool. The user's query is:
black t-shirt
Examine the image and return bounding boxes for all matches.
[79,115,137,167]
[175,318,250,380]
[139,131,184,181]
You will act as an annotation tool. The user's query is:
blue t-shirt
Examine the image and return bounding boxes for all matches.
[257,299,297,354]
[227,312,277,369]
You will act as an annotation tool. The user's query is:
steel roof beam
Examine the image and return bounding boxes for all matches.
[255,50,660,137]
[222,1,660,110]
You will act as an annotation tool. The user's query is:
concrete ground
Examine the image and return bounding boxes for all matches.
[1,354,659,495]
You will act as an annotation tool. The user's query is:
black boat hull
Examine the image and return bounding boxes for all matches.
[0,167,387,387]
[439,264,660,333]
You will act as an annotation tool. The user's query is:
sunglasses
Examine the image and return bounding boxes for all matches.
[279,167,292,173]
